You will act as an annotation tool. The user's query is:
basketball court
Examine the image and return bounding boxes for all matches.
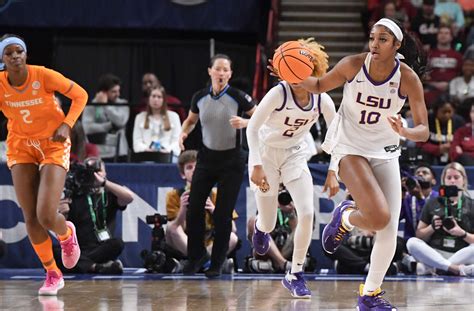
[1,269,473,310]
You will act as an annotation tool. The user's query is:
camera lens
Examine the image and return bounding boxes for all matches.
[278,191,292,206]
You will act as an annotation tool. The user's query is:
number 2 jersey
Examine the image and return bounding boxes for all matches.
[247,81,335,166]
[322,53,406,159]
[0,65,88,139]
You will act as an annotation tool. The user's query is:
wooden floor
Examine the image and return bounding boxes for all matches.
[1,271,474,310]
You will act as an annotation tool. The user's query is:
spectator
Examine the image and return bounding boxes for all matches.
[417,94,465,164]
[450,101,474,165]
[165,150,238,272]
[435,0,465,37]
[449,57,474,102]
[407,162,474,276]
[82,74,130,162]
[54,157,134,274]
[132,86,181,159]
[424,25,463,107]
[410,0,441,52]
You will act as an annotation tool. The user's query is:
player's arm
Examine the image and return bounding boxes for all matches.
[300,54,363,94]
[319,93,337,125]
[396,66,429,142]
[247,84,284,166]
[44,68,88,129]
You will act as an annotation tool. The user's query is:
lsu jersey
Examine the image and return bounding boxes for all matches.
[0,65,73,139]
[258,81,334,149]
[324,53,406,158]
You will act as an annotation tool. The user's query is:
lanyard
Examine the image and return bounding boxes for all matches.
[277,209,289,227]
[444,196,463,220]
[87,192,107,231]
[435,118,452,143]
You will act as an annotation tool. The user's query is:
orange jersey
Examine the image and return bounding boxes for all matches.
[0,65,88,139]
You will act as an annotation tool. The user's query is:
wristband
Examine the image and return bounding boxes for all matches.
[461,231,467,239]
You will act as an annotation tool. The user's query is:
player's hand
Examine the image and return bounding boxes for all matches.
[267,59,281,79]
[52,123,71,142]
[179,132,188,151]
[387,114,404,135]
[229,116,248,129]
[323,170,339,198]
[251,165,270,193]
[205,197,215,213]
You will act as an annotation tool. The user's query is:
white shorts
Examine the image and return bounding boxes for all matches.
[249,142,310,197]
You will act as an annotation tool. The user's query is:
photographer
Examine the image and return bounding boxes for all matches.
[407,162,474,276]
[398,164,438,273]
[246,184,297,273]
[54,157,134,274]
[165,150,238,272]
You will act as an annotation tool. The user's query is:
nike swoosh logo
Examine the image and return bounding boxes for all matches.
[4,94,12,97]
[286,107,294,110]
[356,80,364,83]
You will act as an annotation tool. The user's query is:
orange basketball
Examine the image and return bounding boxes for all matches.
[272,41,314,84]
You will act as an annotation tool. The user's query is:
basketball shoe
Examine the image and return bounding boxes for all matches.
[281,271,311,299]
[252,220,270,256]
[59,221,80,269]
[322,200,355,254]
[357,284,397,310]
[38,270,65,296]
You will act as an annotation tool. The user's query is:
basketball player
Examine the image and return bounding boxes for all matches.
[285,18,428,309]
[248,38,339,298]
[0,34,87,295]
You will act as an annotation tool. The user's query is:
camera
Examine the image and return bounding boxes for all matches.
[145,214,168,225]
[64,162,101,198]
[442,217,456,230]
[142,213,168,273]
[439,185,459,198]
[278,189,292,206]
[405,176,431,191]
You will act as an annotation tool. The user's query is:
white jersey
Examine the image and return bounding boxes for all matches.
[323,53,406,159]
[247,81,335,165]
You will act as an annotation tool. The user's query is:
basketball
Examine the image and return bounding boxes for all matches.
[272,41,315,84]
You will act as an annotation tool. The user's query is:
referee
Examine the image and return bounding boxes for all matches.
[179,54,255,278]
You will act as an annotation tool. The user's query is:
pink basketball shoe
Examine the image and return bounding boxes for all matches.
[59,221,80,269]
[38,270,65,296]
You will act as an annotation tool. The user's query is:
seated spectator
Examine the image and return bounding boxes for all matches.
[435,0,465,37]
[70,120,99,163]
[82,74,130,162]
[449,57,474,103]
[398,164,439,273]
[165,150,238,272]
[132,86,181,160]
[246,185,297,273]
[54,157,134,274]
[410,0,441,52]
[424,25,463,107]
[407,162,474,276]
[450,101,474,165]
[417,94,465,164]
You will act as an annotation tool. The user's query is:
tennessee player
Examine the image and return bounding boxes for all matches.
[0,34,88,295]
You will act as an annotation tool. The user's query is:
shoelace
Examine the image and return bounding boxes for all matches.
[367,291,392,307]
[44,272,60,287]
[61,237,76,255]
[334,226,349,242]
